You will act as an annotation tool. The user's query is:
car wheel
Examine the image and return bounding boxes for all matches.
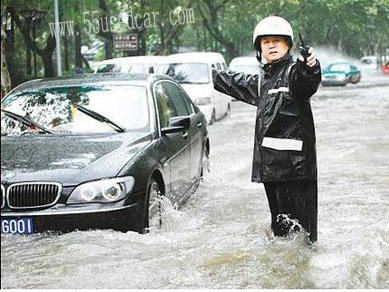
[146,178,163,231]
[352,75,361,84]
[135,177,163,233]
[200,145,210,178]
[226,104,231,118]
[209,109,216,125]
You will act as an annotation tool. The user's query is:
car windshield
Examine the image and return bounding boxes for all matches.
[327,64,350,72]
[127,63,147,74]
[157,63,210,84]
[96,63,121,73]
[229,65,259,75]
[1,85,150,136]
[97,63,147,74]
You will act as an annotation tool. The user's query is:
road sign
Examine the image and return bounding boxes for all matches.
[113,33,138,51]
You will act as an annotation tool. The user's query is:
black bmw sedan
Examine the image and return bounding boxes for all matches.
[1,73,209,235]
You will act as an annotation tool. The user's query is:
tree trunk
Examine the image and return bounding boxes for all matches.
[75,24,82,69]
[64,32,69,72]
[1,28,12,96]
[159,0,165,54]
[98,0,113,59]
[41,50,55,77]
[155,0,195,55]
[104,38,113,59]
[198,0,239,61]
[26,46,32,75]
[8,6,56,78]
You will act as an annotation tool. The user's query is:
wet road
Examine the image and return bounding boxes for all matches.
[1,74,389,289]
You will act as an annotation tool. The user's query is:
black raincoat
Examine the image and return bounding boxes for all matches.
[213,54,321,242]
[213,54,321,183]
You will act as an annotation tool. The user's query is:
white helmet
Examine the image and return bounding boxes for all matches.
[253,16,293,51]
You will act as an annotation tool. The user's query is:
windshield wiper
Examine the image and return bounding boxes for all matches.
[1,109,52,134]
[73,103,125,133]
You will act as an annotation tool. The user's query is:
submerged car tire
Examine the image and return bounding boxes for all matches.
[209,109,216,125]
[226,104,231,117]
[135,177,163,234]
[351,75,361,84]
[200,144,210,178]
[146,179,163,231]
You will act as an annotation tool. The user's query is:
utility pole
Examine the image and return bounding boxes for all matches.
[54,0,62,76]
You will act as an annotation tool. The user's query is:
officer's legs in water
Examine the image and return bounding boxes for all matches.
[264,180,317,242]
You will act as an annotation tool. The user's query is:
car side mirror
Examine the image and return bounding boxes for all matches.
[161,116,190,135]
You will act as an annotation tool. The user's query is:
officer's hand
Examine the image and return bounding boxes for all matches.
[299,47,317,67]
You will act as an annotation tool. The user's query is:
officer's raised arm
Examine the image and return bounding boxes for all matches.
[212,69,259,106]
[289,45,322,101]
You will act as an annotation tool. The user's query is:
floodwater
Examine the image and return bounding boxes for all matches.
[1,74,388,289]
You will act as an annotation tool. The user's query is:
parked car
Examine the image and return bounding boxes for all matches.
[94,56,164,74]
[1,73,209,235]
[229,56,260,75]
[382,61,389,75]
[360,55,389,72]
[360,56,378,71]
[156,52,232,125]
[321,62,361,86]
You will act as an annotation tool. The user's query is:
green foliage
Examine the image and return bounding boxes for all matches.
[2,0,389,86]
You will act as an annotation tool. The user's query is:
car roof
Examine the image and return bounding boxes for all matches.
[360,56,376,61]
[159,52,226,64]
[98,56,165,65]
[229,56,258,66]
[7,73,175,94]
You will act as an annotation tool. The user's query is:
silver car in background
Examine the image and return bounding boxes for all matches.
[156,52,232,125]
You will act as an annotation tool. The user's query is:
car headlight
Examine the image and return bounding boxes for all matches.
[67,176,135,204]
[195,97,211,105]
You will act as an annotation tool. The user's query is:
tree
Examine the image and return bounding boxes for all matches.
[1,26,12,96]
[5,2,57,77]
[197,0,239,61]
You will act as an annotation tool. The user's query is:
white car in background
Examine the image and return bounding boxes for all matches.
[360,55,389,72]
[156,52,232,125]
[94,56,165,74]
[229,56,260,75]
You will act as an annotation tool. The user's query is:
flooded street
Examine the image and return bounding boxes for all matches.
[1,75,388,289]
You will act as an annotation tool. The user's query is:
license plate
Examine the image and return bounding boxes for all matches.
[1,217,34,234]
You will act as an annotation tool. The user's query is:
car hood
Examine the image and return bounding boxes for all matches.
[1,132,152,186]
[179,83,213,101]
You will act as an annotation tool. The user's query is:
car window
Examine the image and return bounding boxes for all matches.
[164,82,193,116]
[157,63,210,84]
[154,82,179,128]
[328,64,350,72]
[163,82,190,116]
[179,88,194,115]
[120,63,132,73]
[129,63,147,74]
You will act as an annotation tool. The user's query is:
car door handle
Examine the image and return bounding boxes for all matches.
[197,122,203,128]
[182,132,188,139]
